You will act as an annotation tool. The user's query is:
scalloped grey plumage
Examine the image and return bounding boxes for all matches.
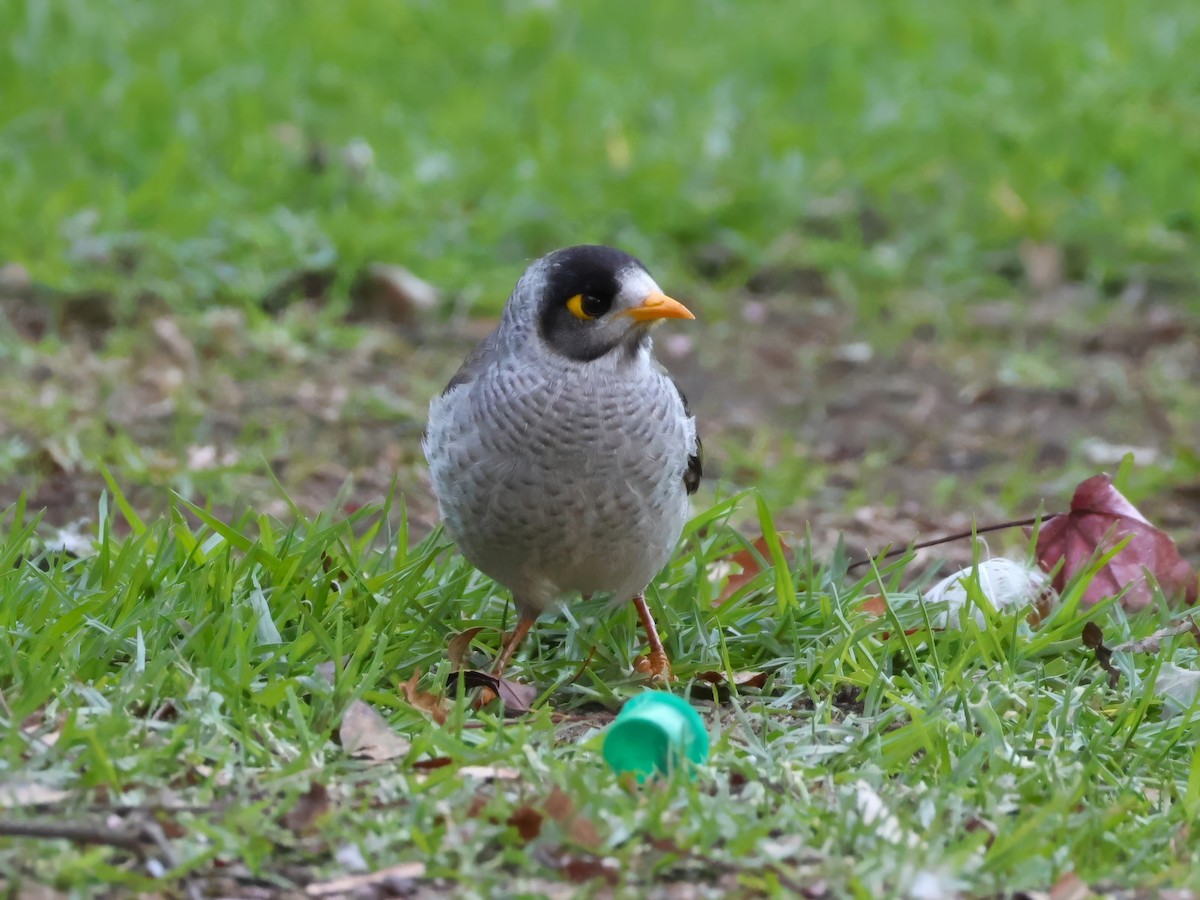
[423,246,700,616]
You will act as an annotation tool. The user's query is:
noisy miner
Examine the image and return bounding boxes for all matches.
[423,245,701,682]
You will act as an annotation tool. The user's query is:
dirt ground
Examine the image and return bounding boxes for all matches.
[1,275,1197,572]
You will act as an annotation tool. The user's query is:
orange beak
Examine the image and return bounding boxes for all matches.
[622,291,695,323]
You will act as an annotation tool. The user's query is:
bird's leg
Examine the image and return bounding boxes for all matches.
[472,611,536,708]
[491,611,537,678]
[632,593,673,683]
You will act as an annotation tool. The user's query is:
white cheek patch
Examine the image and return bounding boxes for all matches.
[615,267,663,310]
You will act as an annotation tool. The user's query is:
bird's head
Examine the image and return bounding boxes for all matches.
[513,245,694,362]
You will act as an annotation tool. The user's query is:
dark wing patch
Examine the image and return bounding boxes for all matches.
[673,381,702,495]
[685,438,703,496]
[442,330,501,396]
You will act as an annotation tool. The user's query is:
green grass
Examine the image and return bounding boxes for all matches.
[5,0,1199,531]
[4,1,1200,895]
[2,492,1199,896]
[4,0,1200,316]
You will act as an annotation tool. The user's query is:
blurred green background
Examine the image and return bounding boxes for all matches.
[1,0,1198,548]
[6,0,1200,306]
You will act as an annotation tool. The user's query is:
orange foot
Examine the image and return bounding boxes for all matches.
[631,593,674,684]
[633,649,675,684]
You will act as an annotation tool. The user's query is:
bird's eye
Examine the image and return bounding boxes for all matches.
[566,293,611,320]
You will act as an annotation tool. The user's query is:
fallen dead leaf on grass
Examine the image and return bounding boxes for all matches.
[446,626,491,668]
[856,595,921,639]
[411,757,453,771]
[555,853,621,886]
[712,534,793,606]
[398,669,448,724]
[860,595,889,618]
[1036,474,1198,611]
[696,670,769,690]
[1154,664,1200,716]
[0,781,72,807]
[500,787,602,851]
[1047,870,1093,900]
[282,782,331,836]
[348,262,440,324]
[507,805,544,841]
[544,786,602,849]
[339,699,412,763]
[1081,622,1119,688]
[446,669,538,715]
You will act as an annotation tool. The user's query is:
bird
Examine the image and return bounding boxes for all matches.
[423,245,701,684]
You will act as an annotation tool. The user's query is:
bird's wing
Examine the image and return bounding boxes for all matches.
[672,380,703,496]
[441,330,502,396]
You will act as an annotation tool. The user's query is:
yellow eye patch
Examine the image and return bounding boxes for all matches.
[566,294,592,320]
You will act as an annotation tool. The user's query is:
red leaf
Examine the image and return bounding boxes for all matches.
[1036,474,1199,611]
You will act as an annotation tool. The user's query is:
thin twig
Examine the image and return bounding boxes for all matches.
[1114,616,1200,654]
[566,645,598,686]
[139,819,205,900]
[846,515,1059,572]
[0,820,148,856]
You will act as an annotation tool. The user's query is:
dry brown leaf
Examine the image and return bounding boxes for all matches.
[857,594,922,638]
[545,786,602,849]
[0,781,72,807]
[1019,239,1065,293]
[304,861,426,897]
[696,670,769,690]
[18,710,63,751]
[466,792,490,819]
[282,782,331,836]
[507,805,544,842]
[558,853,620,885]
[447,669,538,715]
[339,699,411,763]
[859,595,888,618]
[447,626,491,669]
[1047,871,1093,900]
[1171,821,1191,861]
[347,263,439,324]
[1082,622,1119,688]
[411,756,454,771]
[398,669,448,724]
[543,786,574,823]
[714,534,793,606]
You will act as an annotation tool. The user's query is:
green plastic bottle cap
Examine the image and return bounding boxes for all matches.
[602,692,709,781]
